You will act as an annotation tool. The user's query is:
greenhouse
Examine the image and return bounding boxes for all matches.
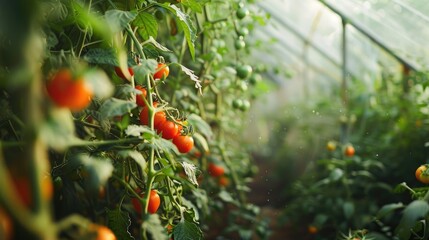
[0,0,428,239]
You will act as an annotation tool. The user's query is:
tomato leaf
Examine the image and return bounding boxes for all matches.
[178,64,202,94]
[133,59,158,85]
[342,201,354,219]
[181,162,198,186]
[377,203,404,219]
[141,214,168,240]
[145,36,171,52]
[125,124,156,139]
[84,69,114,99]
[173,219,203,240]
[119,150,146,171]
[181,0,203,13]
[395,200,429,240]
[99,98,137,119]
[159,4,196,60]
[105,10,137,32]
[187,114,212,139]
[134,12,158,40]
[181,197,200,221]
[77,154,114,191]
[107,208,135,240]
[40,109,81,151]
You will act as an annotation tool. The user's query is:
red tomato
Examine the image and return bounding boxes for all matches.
[131,190,161,214]
[46,69,92,111]
[90,224,116,240]
[344,145,355,157]
[173,135,194,154]
[12,176,53,207]
[208,163,224,177]
[114,66,134,79]
[0,208,12,240]
[139,103,167,129]
[135,86,147,107]
[218,176,229,187]
[158,121,179,140]
[153,63,170,80]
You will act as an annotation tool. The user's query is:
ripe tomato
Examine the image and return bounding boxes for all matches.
[344,145,355,157]
[131,190,161,214]
[307,225,318,234]
[135,85,147,107]
[218,176,229,187]
[416,165,429,184]
[158,121,179,140]
[208,163,224,177]
[0,208,12,240]
[153,63,170,80]
[139,103,167,129]
[326,141,336,151]
[12,176,53,207]
[173,135,194,154]
[46,69,92,111]
[114,66,134,79]
[91,224,116,240]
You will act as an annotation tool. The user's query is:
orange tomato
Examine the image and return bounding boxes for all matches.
[308,225,318,234]
[46,69,92,111]
[344,145,355,157]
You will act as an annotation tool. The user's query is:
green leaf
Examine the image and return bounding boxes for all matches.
[377,203,404,219]
[99,98,137,119]
[83,48,118,66]
[134,12,158,40]
[160,4,197,60]
[187,114,212,139]
[105,10,137,32]
[395,200,429,240]
[84,69,114,99]
[145,36,171,52]
[218,190,237,204]
[125,124,156,139]
[133,59,158,85]
[181,197,200,221]
[107,208,134,240]
[173,220,203,240]
[77,154,114,191]
[40,109,81,151]
[141,214,168,240]
[181,0,203,13]
[71,1,111,40]
[343,201,354,219]
[329,168,344,181]
[119,150,146,171]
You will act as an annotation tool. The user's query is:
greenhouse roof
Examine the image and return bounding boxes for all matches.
[254,0,429,86]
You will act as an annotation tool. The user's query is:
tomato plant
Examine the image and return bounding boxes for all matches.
[0,0,271,239]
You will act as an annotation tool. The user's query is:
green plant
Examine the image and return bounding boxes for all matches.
[0,0,271,239]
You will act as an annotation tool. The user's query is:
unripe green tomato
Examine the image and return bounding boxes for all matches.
[236,65,253,79]
[236,7,249,19]
[234,38,246,50]
[248,73,262,85]
[232,99,243,109]
[240,99,251,111]
[238,27,249,37]
[54,176,63,190]
[239,81,248,92]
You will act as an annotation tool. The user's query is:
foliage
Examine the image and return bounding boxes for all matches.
[0,0,272,239]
